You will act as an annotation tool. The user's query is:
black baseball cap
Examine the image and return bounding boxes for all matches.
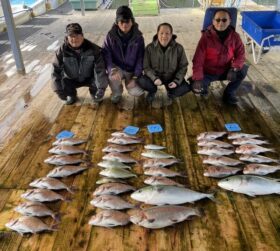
[66,23,83,36]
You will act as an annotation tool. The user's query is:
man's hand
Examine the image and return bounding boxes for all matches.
[227,68,239,82]
[168,82,177,89]
[110,69,122,81]
[192,80,203,94]
[154,79,162,86]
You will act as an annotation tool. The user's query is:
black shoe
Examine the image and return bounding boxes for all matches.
[223,93,238,105]
[146,92,156,103]
[57,93,67,101]
[65,96,77,105]
[93,88,105,103]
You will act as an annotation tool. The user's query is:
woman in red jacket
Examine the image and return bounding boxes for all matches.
[192,9,248,105]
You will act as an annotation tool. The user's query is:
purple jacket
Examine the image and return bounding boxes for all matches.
[102,23,144,77]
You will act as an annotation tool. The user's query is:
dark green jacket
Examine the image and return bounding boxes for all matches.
[144,34,188,84]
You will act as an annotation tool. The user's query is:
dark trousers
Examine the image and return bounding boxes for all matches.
[137,75,191,98]
[200,64,249,96]
[60,78,97,97]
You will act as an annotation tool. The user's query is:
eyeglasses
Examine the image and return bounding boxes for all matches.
[215,18,228,23]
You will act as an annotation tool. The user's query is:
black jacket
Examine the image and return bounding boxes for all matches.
[52,38,108,91]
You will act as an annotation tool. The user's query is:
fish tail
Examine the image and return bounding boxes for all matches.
[67,185,77,194]
[52,212,61,222]
[63,196,73,202]
[196,207,205,217]
[50,223,59,231]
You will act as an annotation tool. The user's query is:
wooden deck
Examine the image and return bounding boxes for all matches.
[0,4,280,251]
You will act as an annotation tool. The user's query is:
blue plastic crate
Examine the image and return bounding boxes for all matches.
[241,11,280,47]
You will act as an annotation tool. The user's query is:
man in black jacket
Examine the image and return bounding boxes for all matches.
[52,23,109,105]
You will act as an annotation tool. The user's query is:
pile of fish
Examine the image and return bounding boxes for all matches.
[6,137,89,235]
[197,131,280,196]
[89,131,140,228]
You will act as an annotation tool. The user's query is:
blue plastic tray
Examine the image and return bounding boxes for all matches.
[147,124,163,133]
[123,126,139,135]
[225,123,241,132]
[56,130,74,139]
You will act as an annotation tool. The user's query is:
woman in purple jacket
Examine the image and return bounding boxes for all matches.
[102,5,144,104]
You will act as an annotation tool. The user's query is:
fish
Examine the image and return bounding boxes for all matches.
[144,176,184,187]
[88,210,130,227]
[107,136,143,145]
[239,154,280,164]
[235,144,275,155]
[97,160,131,169]
[102,144,136,153]
[218,175,280,196]
[96,177,127,185]
[144,167,186,177]
[93,182,136,196]
[142,158,180,168]
[203,156,242,166]
[44,155,85,165]
[47,165,89,178]
[14,201,60,221]
[90,195,134,210]
[197,147,234,156]
[100,168,137,179]
[130,206,202,229]
[243,164,280,175]
[131,185,215,205]
[203,166,242,178]
[111,131,139,139]
[197,139,233,148]
[141,150,176,159]
[227,132,261,140]
[196,131,227,141]
[5,216,57,235]
[48,145,86,155]
[29,177,75,193]
[232,138,269,145]
[102,152,137,163]
[52,138,87,146]
[21,189,68,202]
[144,144,166,150]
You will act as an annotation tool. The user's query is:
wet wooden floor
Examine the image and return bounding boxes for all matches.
[0,4,280,251]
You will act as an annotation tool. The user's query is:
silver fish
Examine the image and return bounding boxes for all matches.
[141,150,176,159]
[96,177,127,185]
[218,175,280,196]
[197,131,227,141]
[48,145,86,155]
[102,144,136,153]
[232,138,269,145]
[197,146,234,156]
[235,144,275,155]
[102,152,137,163]
[44,155,84,165]
[97,160,131,169]
[203,166,242,178]
[100,167,137,179]
[88,210,130,227]
[93,182,136,196]
[14,201,60,221]
[111,131,139,139]
[29,177,74,193]
[21,189,68,202]
[243,164,280,175]
[144,167,186,177]
[203,156,242,166]
[142,158,180,168]
[239,154,280,164]
[131,185,215,205]
[52,138,87,146]
[144,144,166,150]
[197,139,233,148]
[130,206,201,229]
[144,176,184,187]
[227,132,261,140]
[5,216,57,235]
[90,195,134,210]
[47,165,88,178]
[107,136,143,145]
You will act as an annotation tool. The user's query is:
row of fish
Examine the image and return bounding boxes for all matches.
[6,137,89,235]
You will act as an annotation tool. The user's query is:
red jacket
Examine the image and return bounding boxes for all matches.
[192,26,245,81]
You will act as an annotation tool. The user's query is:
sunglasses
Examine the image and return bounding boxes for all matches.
[215,18,228,23]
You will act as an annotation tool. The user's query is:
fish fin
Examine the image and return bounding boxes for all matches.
[67,186,77,194]
[245,193,256,197]
[148,218,155,223]
[64,196,73,202]
[53,213,61,222]
[171,219,179,223]
[179,172,187,178]
[50,223,59,231]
